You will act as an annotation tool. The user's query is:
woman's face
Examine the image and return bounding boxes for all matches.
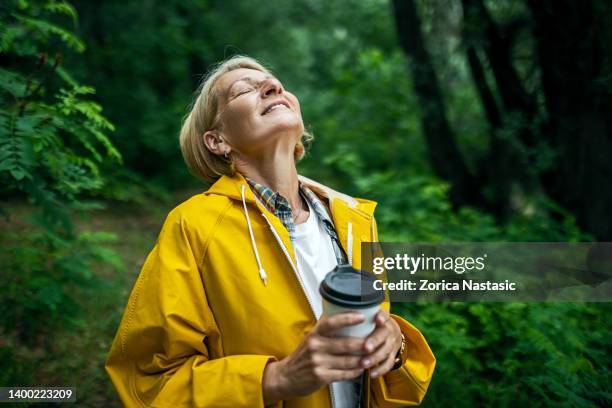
[213,68,304,156]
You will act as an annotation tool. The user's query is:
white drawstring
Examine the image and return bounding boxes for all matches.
[241,184,267,286]
[347,222,353,266]
[371,216,376,241]
[370,216,377,264]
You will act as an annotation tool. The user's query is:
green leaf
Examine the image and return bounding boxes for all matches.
[13,14,85,52]
[0,67,28,97]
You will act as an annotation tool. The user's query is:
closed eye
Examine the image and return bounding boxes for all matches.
[231,84,258,100]
[237,87,254,96]
[228,75,275,100]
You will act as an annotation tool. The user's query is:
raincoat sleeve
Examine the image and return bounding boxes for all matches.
[368,217,436,407]
[369,312,436,407]
[105,209,279,408]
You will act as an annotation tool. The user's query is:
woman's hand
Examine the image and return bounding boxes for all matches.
[359,310,403,378]
[262,312,367,405]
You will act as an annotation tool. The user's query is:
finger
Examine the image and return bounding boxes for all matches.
[316,313,364,336]
[319,336,366,355]
[315,367,364,384]
[374,309,390,327]
[316,353,363,370]
[370,351,397,378]
[362,325,389,354]
[360,337,393,369]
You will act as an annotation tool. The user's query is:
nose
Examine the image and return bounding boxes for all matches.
[261,78,283,97]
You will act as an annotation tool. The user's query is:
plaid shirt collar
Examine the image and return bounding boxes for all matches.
[244,176,348,264]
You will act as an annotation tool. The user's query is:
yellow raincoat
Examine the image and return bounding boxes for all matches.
[105,172,435,407]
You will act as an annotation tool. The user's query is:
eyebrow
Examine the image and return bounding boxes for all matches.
[226,74,274,96]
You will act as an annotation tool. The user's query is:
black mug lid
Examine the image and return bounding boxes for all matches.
[319,264,385,308]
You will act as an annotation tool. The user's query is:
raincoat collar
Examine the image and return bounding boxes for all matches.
[205,172,377,218]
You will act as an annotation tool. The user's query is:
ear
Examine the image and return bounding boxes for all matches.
[203,130,228,156]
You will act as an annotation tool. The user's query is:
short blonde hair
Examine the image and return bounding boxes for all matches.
[179,55,312,183]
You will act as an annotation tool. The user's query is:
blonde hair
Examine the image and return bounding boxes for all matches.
[179,55,312,183]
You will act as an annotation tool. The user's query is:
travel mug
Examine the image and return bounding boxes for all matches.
[319,264,385,338]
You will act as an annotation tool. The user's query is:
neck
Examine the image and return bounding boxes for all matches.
[234,143,303,211]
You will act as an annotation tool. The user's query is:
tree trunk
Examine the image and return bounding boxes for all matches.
[462,0,538,132]
[529,0,612,240]
[461,0,538,184]
[464,46,513,217]
[392,0,482,208]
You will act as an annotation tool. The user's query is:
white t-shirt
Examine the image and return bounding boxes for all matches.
[293,198,357,408]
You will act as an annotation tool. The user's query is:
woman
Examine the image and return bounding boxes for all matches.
[105,55,435,407]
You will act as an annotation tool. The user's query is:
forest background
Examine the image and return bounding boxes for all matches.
[1,0,611,406]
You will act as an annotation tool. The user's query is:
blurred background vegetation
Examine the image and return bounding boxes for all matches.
[1,0,611,406]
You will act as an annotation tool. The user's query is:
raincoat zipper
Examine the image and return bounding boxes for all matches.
[260,212,338,408]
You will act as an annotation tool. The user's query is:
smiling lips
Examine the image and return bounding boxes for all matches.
[262,100,291,115]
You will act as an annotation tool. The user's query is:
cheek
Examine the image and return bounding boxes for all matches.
[289,95,302,114]
[223,104,256,134]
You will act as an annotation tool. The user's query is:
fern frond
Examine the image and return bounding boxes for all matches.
[44,1,79,25]
[13,14,85,52]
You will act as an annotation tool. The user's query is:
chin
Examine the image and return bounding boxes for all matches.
[264,119,304,136]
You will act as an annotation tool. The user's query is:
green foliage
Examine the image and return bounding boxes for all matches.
[396,302,612,407]
[0,222,122,340]
[0,0,123,390]
[63,0,204,188]
[1,0,609,406]
[0,0,121,213]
